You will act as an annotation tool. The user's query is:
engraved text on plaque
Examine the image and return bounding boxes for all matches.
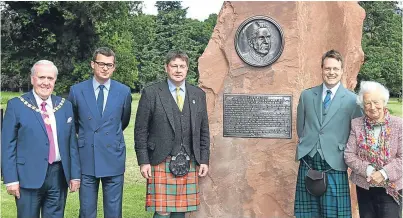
[223,94,292,138]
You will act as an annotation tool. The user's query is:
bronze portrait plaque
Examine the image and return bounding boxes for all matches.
[235,16,284,67]
[223,94,292,138]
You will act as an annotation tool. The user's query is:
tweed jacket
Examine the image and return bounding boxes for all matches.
[134,80,210,166]
[344,115,403,191]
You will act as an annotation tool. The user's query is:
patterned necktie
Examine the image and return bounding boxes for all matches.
[97,85,105,116]
[323,90,332,109]
[41,102,56,164]
[176,87,183,111]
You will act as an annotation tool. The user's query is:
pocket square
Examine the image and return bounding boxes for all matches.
[67,117,73,123]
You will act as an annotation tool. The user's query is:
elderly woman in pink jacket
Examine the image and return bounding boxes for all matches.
[344,81,402,218]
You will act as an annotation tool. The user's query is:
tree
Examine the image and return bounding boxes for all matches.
[1,1,142,94]
[129,14,157,91]
[1,1,218,93]
[137,2,217,88]
[137,2,188,88]
[358,1,402,96]
[94,2,140,90]
[1,2,99,93]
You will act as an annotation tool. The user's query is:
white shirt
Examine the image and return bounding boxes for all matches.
[167,79,186,104]
[93,78,111,113]
[322,82,341,102]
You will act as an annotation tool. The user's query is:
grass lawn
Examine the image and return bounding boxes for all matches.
[0,91,402,217]
[387,97,402,117]
[1,93,153,218]
[1,92,22,108]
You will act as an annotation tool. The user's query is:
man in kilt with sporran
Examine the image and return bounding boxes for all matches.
[294,50,362,218]
[135,50,210,218]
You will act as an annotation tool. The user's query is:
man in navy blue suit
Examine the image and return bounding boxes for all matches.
[1,60,81,218]
[68,47,132,218]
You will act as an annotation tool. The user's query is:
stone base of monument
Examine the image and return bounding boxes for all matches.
[190,1,365,218]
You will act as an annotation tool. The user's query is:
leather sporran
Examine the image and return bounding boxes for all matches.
[169,150,190,177]
[302,159,330,197]
[305,169,328,197]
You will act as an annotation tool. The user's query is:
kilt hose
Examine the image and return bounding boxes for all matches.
[146,157,200,212]
[294,154,352,218]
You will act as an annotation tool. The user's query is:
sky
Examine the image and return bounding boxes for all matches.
[142,1,225,21]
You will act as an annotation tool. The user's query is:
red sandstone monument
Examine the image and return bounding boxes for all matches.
[192,1,365,218]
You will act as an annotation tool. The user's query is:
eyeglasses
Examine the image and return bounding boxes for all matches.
[94,61,115,69]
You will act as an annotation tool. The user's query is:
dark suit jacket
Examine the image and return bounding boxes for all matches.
[134,81,210,166]
[1,91,81,188]
[68,79,132,177]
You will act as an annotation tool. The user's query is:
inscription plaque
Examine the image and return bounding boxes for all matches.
[223,94,292,138]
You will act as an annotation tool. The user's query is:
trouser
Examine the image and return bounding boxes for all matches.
[356,186,402,218]
[16,162,67,218]
[79,174,124,218]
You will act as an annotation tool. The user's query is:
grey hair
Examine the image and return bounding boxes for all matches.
[356,81,389,108]
[30,60,59,77]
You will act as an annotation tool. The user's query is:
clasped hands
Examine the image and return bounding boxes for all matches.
[367,170,385,184]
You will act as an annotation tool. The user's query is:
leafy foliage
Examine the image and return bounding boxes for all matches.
[1,1,217,93]
[358,1,402,96]
[138,2,216,88]
[2,1,401,95]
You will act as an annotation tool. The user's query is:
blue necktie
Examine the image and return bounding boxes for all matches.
[323,90,332,109]
[97,85,105,116]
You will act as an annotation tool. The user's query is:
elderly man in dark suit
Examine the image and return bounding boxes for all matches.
[2,60,81,218]
[135,50,210,218]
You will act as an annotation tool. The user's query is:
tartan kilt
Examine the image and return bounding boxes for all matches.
[294,154,352,218]
[146,157,200,212]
